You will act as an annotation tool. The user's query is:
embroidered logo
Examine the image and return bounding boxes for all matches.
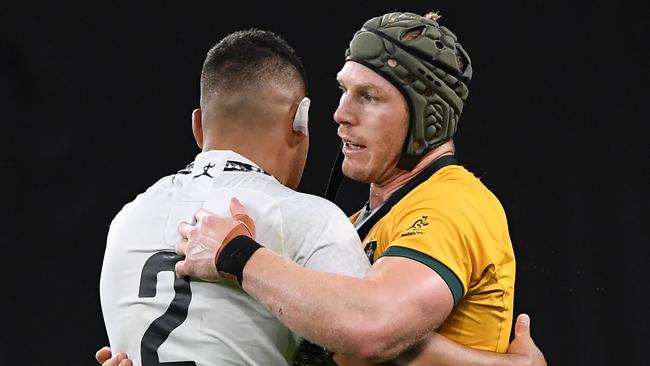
[224,160,269,175]
[193,163,215,179]
[401,215,429,237]
[178,162,194,175]
[364,240,378,264]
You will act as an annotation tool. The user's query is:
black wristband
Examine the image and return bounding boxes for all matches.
[215,235,263,285]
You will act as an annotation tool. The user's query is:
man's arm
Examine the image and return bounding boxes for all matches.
[176,201,452,360]
[175,200,547,365]
[243,255,545,366]
[335,314,545,366]
[241,250,453,361]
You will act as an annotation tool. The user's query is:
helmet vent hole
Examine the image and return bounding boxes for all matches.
[417,68,425,74]
[435,40,445,49]
[402,26,426,41]
[426,75,434,81]
[456,50,468,72]
[434,80,442,87]
[387,58,398,67]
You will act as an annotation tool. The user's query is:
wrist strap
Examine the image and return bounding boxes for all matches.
[215,235,262,285]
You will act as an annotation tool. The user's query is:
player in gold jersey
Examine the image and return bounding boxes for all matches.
[351,163,515,352]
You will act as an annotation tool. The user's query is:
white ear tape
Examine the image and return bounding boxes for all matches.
[292,97,310,136]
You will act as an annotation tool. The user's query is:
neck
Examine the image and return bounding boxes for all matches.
[203,133,292,186]
[369,141,455,209]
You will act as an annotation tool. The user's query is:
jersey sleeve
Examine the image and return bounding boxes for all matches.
[382,197,472,305]
[281,195,371,279]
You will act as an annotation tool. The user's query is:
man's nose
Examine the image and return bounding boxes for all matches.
[333,95,356,126]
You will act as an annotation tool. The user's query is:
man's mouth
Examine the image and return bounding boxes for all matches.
[341,138,366,154]
[342,138,367,154]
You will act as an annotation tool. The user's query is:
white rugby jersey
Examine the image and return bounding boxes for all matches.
[100,150,370,366]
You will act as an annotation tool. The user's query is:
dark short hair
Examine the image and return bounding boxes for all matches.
[201,29,307,97]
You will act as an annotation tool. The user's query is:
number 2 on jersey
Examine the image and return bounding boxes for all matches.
[138,252,196,366]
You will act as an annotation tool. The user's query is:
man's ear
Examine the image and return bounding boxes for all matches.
[292,97,310,136]
[192,108,203,149]
[287,97,309,148]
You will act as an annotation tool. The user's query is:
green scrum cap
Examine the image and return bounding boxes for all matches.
[345,11,473,170]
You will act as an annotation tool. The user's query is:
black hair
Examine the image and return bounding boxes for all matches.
[201,29,307,97]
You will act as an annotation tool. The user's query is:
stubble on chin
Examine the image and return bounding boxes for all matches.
[342,160,372,184]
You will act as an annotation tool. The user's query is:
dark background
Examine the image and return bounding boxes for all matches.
[1,1,648,365]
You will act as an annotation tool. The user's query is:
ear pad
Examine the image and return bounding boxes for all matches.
[292,97,310,136]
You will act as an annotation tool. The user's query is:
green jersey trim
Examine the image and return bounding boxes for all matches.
[382,245,464,305]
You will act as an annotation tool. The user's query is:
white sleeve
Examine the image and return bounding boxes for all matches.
[280,195,370,278]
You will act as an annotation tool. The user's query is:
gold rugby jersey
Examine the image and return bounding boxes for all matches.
[351,163,515,352]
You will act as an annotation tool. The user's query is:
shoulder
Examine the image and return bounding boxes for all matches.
[113,174,174,216]
[275,190,359,247]
[277,191,357,244]
[277,192,368,277]
[399,165,503,214]
[387,165,512,248]
[278,191,351,225]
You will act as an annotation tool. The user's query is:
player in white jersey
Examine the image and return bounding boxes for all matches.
[101,151,369,365]
[100,30,369,366]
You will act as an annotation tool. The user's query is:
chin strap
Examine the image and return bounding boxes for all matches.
[324,145,345,201]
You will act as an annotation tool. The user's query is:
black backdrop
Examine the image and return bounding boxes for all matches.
[1,1,648,365]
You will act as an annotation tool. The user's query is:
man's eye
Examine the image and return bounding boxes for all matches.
[363,94,376,102]
[338,85,347,93]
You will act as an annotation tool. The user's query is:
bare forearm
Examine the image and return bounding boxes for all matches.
[241,249,417,359]
[396,333,522,366]
[334,331,524,366]
[242,248,380,354]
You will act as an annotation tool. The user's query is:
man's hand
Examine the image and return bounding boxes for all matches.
[95,347,132,366]
[507,314,547,366]
[176,197,256,281]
